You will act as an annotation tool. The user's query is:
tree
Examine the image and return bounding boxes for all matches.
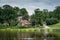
[20,8,29,20]
[13,7,20,15]
[0,7,4,24]
[53,6,60,20]
[2,5,18,26]
[43,9,49,20]
[0,5,29,26]
[49,11,54,18]
[30,14,35,26]
[30,8,45,26]
[35,9,45,25]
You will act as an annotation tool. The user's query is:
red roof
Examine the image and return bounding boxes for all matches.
[18,16,22,19]
[18,16,31,25]
[21,20,31,25]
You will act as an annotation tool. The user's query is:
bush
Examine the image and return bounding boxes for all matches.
[46,18,59,25]
[0,23,9,29]
[9,20,18,26]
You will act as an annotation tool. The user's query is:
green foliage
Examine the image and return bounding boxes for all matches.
[30,14,35,26]
[0,5,18,26]
[9,20,19,26]
[31,8,45,26]
[53,6,60,20]
[30,6,60,26]
[20,8,29,20]
[0,4,60,27]
[46,18,59,25]
[43,9,49,19]
[0,7,4,24]
[0,5,29,27]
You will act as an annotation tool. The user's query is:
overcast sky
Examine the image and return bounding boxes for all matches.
[0,0,60,15]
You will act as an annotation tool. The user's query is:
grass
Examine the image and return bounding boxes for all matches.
[49,23,60,28]
[48,23,60,37]
[0,27,40,33]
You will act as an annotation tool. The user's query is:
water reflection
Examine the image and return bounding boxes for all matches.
[23,38,34,40]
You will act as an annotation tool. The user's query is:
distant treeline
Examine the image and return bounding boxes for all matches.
[0,5,60,26]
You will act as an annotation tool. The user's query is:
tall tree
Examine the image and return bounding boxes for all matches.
[35,9,45,25]
[43,9,49,19]
[13,7,20,14]
[30,14,35,26]
[20,8,29,20]
[53,6,60,20]
[31,8,45,26]
[0,7,4,24]
[49,11,53,18]
[2,5,18,26]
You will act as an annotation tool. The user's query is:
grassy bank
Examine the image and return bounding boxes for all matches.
[0,28,60,40]
[0,23,60,40]
[49,23,60,28]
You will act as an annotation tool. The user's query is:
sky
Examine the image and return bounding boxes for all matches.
[0,0,60,15]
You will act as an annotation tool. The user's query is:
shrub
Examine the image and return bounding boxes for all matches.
[46,18,59,25]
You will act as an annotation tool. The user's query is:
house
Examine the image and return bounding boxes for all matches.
[18,16,31,26]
